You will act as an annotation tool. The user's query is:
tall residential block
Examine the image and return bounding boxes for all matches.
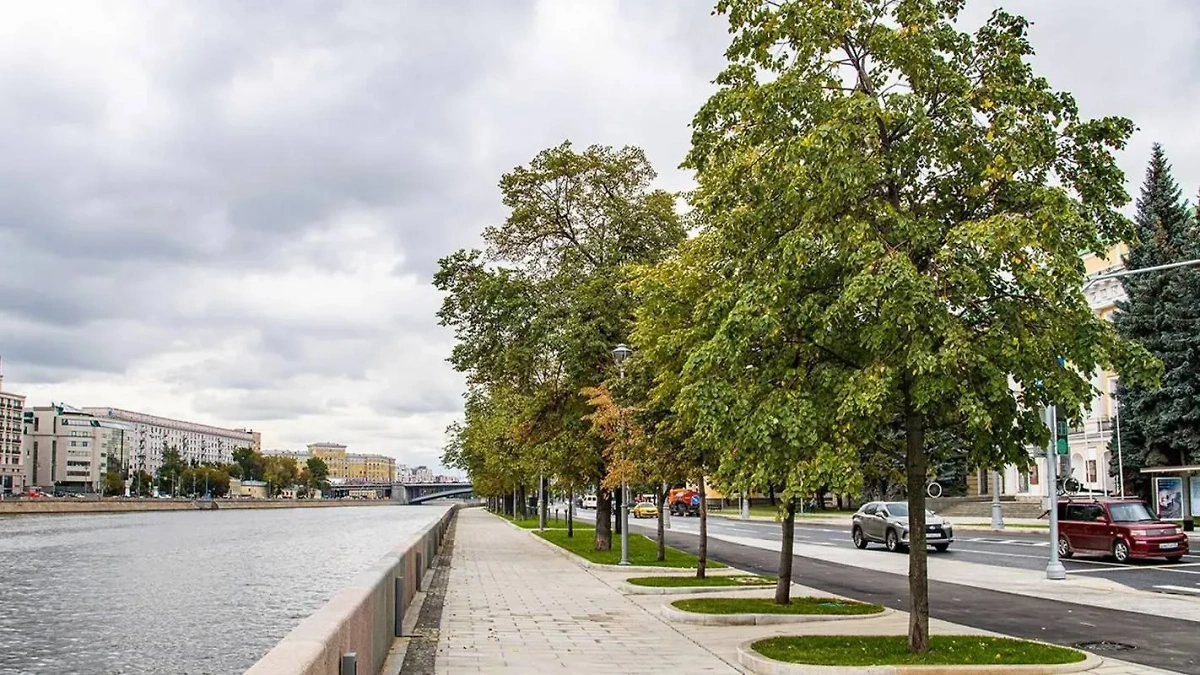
[23,404,132,492]
[82,407,257,476]
[0,367,27,496]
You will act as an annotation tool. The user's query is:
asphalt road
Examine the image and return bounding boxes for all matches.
[653,525,1200,673]
[555,507,1200,670]
[570,508,1200,595]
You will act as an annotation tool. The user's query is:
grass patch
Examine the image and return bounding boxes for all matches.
[498,513,590,529]
[714,505,856,520]
[535,528,725,568]
[753,635,1085,666]
[675,597,882,616]
[628,575,775,588]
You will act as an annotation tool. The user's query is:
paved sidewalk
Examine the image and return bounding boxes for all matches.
[434,508,740,672]
[436,509,1182,674]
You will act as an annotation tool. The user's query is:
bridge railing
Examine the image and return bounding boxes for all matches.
[244,504,457,675]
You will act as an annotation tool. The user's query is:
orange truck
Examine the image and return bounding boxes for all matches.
[667,488,701,517]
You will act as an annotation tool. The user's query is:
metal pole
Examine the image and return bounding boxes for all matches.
[990,470,1004,530]
[619,481,630,565]
[1114,396,1125,497]
[741,488,750,520]
[662,480,671,530]
[1046,405,1066,580]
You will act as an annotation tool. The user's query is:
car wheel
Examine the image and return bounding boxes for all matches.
[933,543,949,552]
[1112,539,1131,563]
[1166,555,1184,562]
[852,526,868,549]
[1057,534,1074,559]
[885,529,901,552]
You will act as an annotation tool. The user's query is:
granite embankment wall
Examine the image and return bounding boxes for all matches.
[244,504,457,675]
[0,498,394,515]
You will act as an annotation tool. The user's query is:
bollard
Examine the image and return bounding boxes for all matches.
[394,575,406,637]
[340,652,357,675]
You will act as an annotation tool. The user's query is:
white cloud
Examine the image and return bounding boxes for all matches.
[1,0,1197,475]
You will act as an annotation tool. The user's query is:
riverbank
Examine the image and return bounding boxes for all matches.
[0,497,396,515]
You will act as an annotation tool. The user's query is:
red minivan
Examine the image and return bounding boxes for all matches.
[1057,498,1189,563]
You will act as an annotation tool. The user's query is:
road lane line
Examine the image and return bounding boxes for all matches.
[950,548,1049,560]
[1152,585,1200,594]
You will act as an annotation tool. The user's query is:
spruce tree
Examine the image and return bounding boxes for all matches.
[1112,144,1200,496]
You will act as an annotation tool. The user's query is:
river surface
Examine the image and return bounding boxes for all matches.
[0,504,451,675]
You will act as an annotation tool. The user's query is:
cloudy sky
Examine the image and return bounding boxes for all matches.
[1,1,1196,474]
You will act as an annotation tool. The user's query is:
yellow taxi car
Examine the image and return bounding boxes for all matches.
[631,502,659,519]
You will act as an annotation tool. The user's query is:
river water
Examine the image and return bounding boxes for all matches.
[0,504,451,675]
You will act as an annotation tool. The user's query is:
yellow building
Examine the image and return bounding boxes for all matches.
[306,442,395,483]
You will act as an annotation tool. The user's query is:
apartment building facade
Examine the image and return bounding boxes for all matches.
[970,244,1129,499]
[0,371,27,496]
[82,407,257,476]
[306,442,396,483]
[23,404,132,492]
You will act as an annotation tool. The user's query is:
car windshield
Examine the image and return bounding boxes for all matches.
[1108,502,1156,523]
[884,503,936,518]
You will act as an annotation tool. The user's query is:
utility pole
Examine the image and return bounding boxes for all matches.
[990,470,1004,531]
[1045,405,1066,581]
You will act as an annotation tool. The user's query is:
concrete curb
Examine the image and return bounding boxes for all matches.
[736,639,1102,675]
[663,602,893,626]
[618,580,778,595]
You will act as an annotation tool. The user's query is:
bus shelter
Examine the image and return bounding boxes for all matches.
[1139,464,1200,531]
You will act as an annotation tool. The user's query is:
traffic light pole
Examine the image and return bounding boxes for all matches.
[1046,404,1067,580]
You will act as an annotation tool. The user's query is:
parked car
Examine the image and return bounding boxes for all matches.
[631,502,658,519]
[581,495,597,509]
[1056,498,1188,563]
[851,501,954,552]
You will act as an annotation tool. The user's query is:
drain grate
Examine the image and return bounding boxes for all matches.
[1074,641,1137,652]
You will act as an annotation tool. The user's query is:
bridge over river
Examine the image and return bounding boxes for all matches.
[322,480,474,504]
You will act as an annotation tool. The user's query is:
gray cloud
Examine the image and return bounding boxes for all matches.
[0,0,1197,470]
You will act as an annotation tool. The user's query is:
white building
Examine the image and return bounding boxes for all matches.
[0,367,27,496]
[82,407,258,476]
[23,404,132,492]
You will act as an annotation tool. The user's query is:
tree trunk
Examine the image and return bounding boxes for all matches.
[567,487,574,538]
[656,484,668,562]
[594,485,612,551]
[903,376,930,653]
[697,475,708,579]
[517,484,527,518]
[775,496,796,604]
[767,483,776,507]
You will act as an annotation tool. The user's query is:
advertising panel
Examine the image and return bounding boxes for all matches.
[1155,476,1184,520]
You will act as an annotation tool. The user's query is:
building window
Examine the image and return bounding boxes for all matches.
[1030,463,1039,485]
[1086,460,1097,483]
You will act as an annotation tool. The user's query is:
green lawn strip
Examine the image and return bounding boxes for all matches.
[627,575,775,588]
[753,636,1085,666]
[535,528,725,568]
[496,513,588,529]
[674,597,882,615]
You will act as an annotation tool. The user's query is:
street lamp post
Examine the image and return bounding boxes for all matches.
[1045,405,1067,581]
[990,470,1004,531]
[612,343,633,566]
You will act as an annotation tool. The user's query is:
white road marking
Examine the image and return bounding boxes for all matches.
[1152,585,1200,594]
[1068,562,1200,575]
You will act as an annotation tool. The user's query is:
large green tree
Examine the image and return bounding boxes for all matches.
[437,142,684,551]
[686,0,1157,652]
[1112,145,1200,495]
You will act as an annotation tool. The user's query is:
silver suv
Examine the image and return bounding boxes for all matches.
[851,501,954,553]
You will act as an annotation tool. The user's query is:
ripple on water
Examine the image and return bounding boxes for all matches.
[0,505,451,675]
